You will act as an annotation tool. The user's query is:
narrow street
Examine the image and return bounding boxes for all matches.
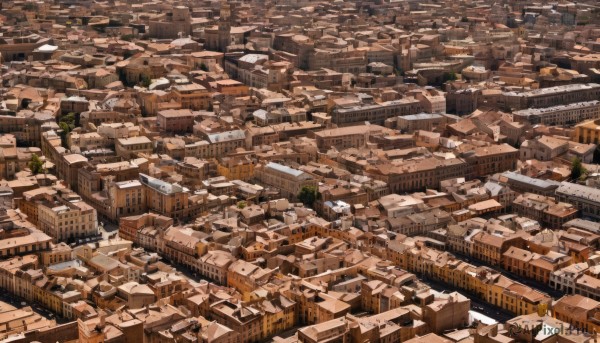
[0,291,69,324]
[450,251,564,299]
[422,275,515,323]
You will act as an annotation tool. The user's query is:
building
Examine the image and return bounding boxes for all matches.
[217,155,255,182]
[139,174,203,221]
[255,162,317,200]
[37,194,98,243]
[204,1,256,52]
[148,6,191,39]
[500,171,561,196]
[556,182,600,220]
[115,136,153,159]
[214,79,250,96]
[553,294,600,334]
[198,250,235,285]
[367,157,469,194]
[501,83,600,110]
[512,193,578,229]
[446,88,479,115]
[258,295,296,339]
[422,292,470,334]
[513,100,600,126]
[574,118,600,145]
[157,109,196,133]
[396,113,446,133]
[118,212,173,243]
[313,125,386,152]
[0,211,52,258]
[172,84,211,111]
[227,260,274,301]
[298,318,350,343]
[550,262,589,294]
[463,144,519,178]
[575,275,600,301]
[196,130,246,158]
[472,231,527,266]
[332,98,422,126]
[107,180,147,220]
[520,136,569,161]
[210,300,262,343]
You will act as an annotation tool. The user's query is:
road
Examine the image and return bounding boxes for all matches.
[450,251,564,299]
[0,290,70,324]
[421,274,515,323]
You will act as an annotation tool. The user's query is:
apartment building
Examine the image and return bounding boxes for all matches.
[500,171,561,196]
[214,79,250,96]
[38,195,98,243]
[550,262,589,294]
[422,293,471,334]
[513,193,578,229]
[513,100,600,126]
[396,113,446,133]
[367,157,469,194]
[446,88,480,115]
[172,83,211,111]
[556,182,600,220]
[331,98,422,126]
[298,318,350,343]
[198,250,235,284]
[403,245,551,316]
[575,275,600,301]
[463,144,519,178]
[210,300,262,343]
[313,125,386,152]
[501,83,600,110]
[0,227,52,260]
[472,231,527,266]
[216,155,255,182]
[115,136,153,159]
[254,162,317,200]
[553,295,600,334]
[77,160,149,222]
[227,260,273,301]
[139,173,203,221]
[197,130,246,158]
[574,118,600,144]
[157,109,196,133]
[118,212,173,243]
[160,226,203,273]
[107,180,146,220]
[520,136,569,161]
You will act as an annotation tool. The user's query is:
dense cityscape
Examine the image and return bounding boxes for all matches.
[0,0,600,342]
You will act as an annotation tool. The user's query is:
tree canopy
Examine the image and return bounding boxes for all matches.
[29,154,44,175]
[571,157,586,180]
[298,185,320,208]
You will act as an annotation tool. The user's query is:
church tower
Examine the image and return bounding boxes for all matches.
[218,0,232,51]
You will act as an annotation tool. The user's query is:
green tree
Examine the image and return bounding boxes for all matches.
[571,157,586,180]
[199,63,208,72]
[60,112,76,126]
[29,154,44,174]
[298,185,320,208]
[140,75,152,88]
[58,121,71,148]
[461,16,469,22]
[120,34,134,41]
[237,201,247,209]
